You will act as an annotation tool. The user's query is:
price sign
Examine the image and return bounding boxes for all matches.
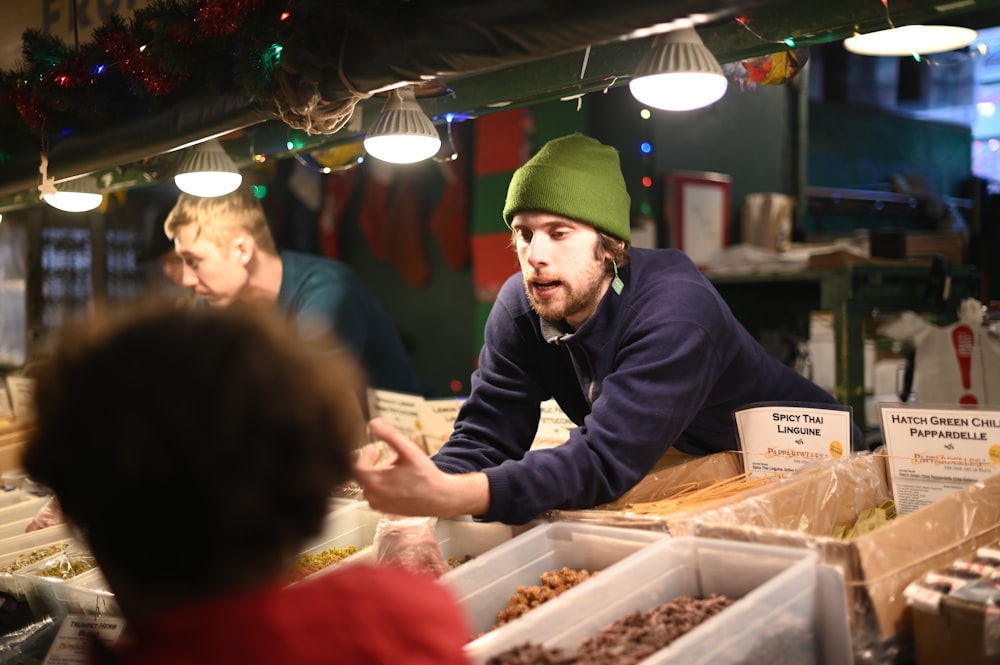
[735,402,853,477]
[879,404,1000,515]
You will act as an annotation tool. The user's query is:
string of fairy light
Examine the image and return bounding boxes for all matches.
[0,0,321,163]
[620,0,987,231]
[735,0,986,65]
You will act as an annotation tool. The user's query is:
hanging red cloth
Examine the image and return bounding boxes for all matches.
[318,168,360,259]
[429,154,470,271]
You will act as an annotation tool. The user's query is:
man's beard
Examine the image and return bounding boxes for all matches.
[524,261,607,324]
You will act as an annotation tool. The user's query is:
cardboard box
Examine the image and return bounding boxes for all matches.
[0,422,32,475]
[912,594,1000,665]
[463,535,851,665]
[690,453,1000,649]
[905,232,965,265]
[547,451,772,532]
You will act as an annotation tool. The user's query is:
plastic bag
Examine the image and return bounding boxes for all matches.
[372,516,450,579]
[25,497,64,533]
[0,616,59,664]
[878,298,1000,405]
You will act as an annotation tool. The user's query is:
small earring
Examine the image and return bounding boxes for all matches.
[611,259,624,295]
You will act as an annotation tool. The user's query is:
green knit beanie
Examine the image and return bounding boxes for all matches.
[503,134,632,243]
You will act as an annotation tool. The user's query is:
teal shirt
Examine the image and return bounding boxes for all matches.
[277,250,429,395]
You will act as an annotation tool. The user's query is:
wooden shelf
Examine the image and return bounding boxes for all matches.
[807,185,973,217]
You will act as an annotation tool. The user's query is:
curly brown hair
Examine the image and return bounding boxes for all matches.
[23,305,365,613]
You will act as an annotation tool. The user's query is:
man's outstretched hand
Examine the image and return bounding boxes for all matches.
[354,418,490,518]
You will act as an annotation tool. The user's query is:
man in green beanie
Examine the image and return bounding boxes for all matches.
[356,134,853,525]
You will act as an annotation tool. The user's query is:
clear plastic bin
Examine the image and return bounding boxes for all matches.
[12,544,109,618]
[293,501,384,581]
[0,525,73,562]
[438,521,668,637]
[0,493,47,527]
[66,569,122,617]
[0,489,38,510]
[463,535,848,665]
[435,517,519,569]
[27,566,119,618]
[0,535,75,598]
[0,517,35,541]
[338,515,521,572]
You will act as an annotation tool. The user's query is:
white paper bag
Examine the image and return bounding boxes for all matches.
[878,299,1000,405]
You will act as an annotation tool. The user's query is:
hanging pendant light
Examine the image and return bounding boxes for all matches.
[363,87,441,164]
[843,24,977,56]
[174,139,243,197]
[42,174,104,212]
[629,27,727,112]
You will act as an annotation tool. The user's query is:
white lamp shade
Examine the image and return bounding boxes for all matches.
[629,28,727,112]
[42,175,104,212]
[174,139,243,197]
[843,25,977,56]
[363,87,441,164]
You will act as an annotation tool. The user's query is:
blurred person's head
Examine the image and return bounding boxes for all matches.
[23,305,366,621]
[164,185,276,307]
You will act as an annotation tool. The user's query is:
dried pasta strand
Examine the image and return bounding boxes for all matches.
[626,472,784,516]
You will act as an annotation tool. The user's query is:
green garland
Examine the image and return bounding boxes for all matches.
[0,0,397,157]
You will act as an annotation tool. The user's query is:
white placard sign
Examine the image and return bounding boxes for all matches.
[369,390,575,454]
[43,615,125,665]
[735,403,853,477]
[531,399,575,450]
[368,390,465,455]
[416,397,464,455]
[368,389,426,449]
[0,385,13,422]
[879,404,1000,515]
[5,376,35,422]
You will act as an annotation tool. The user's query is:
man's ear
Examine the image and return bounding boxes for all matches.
[603,241,625,262]
[232,235,255,266]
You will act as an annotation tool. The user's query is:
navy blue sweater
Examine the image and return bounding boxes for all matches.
[432,248,841,524]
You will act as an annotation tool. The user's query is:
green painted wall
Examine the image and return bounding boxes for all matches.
[340,81,975,397]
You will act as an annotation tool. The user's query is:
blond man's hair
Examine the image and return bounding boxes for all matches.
[164,185,277,253]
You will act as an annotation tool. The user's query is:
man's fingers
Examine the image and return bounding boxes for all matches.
[355,443,382,469]
[367,418,425,464]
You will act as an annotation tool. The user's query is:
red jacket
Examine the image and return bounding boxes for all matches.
[97,564,470,665]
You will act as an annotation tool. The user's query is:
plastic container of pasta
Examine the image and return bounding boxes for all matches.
[434,517,522,570]
[463,535,852,665]
[330,515,523,573]
[0,533,75,598]
[0,489,39,510]
[0,493,48,527]
[437,521,669,638]
[291,501,385,581]
[11,544,110,618]
[22,566,121,618]
[0,517,37,542]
